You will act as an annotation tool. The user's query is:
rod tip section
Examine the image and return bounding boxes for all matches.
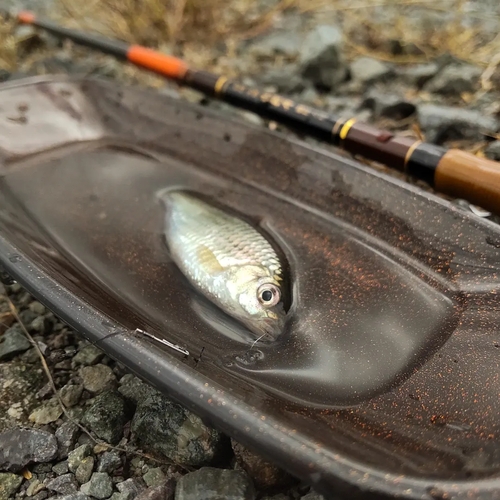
[126,45,188,80]
[434,149,500,216]
[17,10,36,24]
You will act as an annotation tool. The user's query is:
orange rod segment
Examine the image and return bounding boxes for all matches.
[17,11,36,24]
[127,45,188,80]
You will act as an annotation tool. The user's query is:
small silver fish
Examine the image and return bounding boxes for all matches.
[160,190,287,341]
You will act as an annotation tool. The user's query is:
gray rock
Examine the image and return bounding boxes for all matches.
[118,375,155,407]
[56,494,90,500]
[301,491,326,500]
[72,345,105,367]
[31,490,48,500]
[80,364,116,394]
[424,63,482,95]
[0,326,31,360]
[0,472,23,500]
[29,301,46,315]
[68,445,93,473]
[55,422,80,459]
[248,31,302,59]
[59,384,84,408]
[485,141,500,161]
[258,65,305,94]
[28,399,63,424]
[96,452,122,474]
[142,468,166,488]
[80,472,114,499]
[299,24,347,89]
[417,104,499,144]
[30,316,51,334]
[0,428,58,473]
[46,473,79,495]
[131,392,225,466]
[82,390,130,445]
[362,90,416,120]
[175,468,255,500]
[116,478,146,499]
[350,57,393,85]
[75,456,94,484]
[231,440,294,491]
[136,481,175,500]
[52,460,70,475]
[31,492,49,500]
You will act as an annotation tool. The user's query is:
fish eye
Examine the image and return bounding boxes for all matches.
[257,284,280,307]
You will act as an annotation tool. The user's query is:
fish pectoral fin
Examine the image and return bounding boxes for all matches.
[197,245,225,274]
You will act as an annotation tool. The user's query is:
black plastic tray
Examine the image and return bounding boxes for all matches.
[0,75,499,499]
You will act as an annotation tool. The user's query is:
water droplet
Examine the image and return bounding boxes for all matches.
[235,349,264,366]
[8,255,21,263]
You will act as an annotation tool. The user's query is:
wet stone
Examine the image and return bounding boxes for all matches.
[80,472,114,499]
[68,444,93,473]
[80,364,116,394]
[0,427,58,473]
[349,57,393,85]
[46,473,79,495]
[232,440,294,491]
[424,63,482,95]
[96,452,122,474]
[82,390,130,445]
[116,477,146,499]
[52,460,70,475]
[175,467,255,500]
[60,384,84,407]
[55,421,80,459]
[131,391,226,466]
[142,467,166,488]
[0,472,23,500]
[75,456,95,484]
[72,345,105,367]
[485,141,500,161]
[0,326,31,361]
[417,104,499,144]
[299,24,347,89]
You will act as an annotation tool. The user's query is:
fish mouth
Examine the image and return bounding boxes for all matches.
[247,316,285,343]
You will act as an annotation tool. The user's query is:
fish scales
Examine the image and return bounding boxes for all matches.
[160,190,287,341]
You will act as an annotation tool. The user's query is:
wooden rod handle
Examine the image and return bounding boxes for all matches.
[434,149,500,215]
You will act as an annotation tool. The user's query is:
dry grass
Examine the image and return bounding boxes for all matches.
[0,14,18,71]
[2,0,500,84]
[54,0,500,70]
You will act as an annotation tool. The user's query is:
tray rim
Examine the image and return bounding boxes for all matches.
[1,75,500,499]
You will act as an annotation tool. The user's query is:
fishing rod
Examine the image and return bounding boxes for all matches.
[6,10,500,215]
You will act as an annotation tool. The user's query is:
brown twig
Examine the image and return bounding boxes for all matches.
[5,292,188,469]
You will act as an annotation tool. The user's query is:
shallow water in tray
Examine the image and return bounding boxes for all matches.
[0,145,461,407]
